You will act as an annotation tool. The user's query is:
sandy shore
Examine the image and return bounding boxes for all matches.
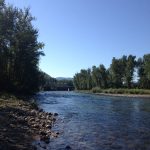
[0,95,58,150]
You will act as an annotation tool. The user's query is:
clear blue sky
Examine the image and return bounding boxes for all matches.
[6,0,150,78]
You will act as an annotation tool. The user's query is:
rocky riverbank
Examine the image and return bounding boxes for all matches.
[0,94,58,150]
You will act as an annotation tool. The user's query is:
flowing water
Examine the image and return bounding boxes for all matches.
[36,91,150,150]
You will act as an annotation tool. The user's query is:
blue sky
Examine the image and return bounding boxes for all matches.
[6,0,150,77]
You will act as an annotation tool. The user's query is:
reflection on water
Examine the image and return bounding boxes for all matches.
[36,91,150,150]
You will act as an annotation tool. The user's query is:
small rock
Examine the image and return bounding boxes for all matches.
[49,112,52,116]
[3,128,7,132]
[46,125,51,129]
[39,112,43,116]
[8,139,15,143]
[33,146,37,150]
[35,118,40,122]
[41,115,46,119]
[29,118,35,122]
[111,144,122,149]
[46,115,50,120]
[42,145,46,149]
[47,120,52,124]
[52,133,58,138]
[32,124,39,128]
[42,122,45,127]
[40,131,47,136]
[65,145,72,149]
[39,109,43,112]
[10,124,15,128]
[46,130,51,135]
[40,135,50,144]
[24,117,28,121]
[54,113,58,116]
[53,118,56,122]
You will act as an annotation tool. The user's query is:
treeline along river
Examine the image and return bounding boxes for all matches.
[36,91,150,150]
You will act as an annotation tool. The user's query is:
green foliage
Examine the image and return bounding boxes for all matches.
[38,71,57,91]
[137,54,150,89]
[91,87,102,93]
[110,57,124,88]
[56,79,74,91]
[38,73,74,91]
[90,88,150,95]
[74,69,92,90]
[30,100,38,110]
[0,1,44,94]
[124,55,136,88]
[91,65,107,88]
[143,54,150,80]
[73,54,150,91]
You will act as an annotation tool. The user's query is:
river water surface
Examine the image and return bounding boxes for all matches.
[36,91,150,150]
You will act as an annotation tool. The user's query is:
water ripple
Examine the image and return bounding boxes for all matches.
[36,91,150,150]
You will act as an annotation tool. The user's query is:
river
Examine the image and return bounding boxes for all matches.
[36,91,150,150]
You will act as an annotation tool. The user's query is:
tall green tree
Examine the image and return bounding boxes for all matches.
[137,54,150,89]
[143,54,150,80]
[38,71,57,91]
[86,68,92,90]
[73,54,150,90]
[98,64,107,88]
[91,66,99,87]
[73,73,80,90]
[73,68,92,90]
[124,55,136,88]
[110,57,124,88]
[0,0,44,93]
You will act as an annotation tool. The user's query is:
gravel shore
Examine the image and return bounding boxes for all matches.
[0,95,58,150]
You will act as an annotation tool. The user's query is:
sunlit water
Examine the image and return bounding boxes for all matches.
[36,91,150,150]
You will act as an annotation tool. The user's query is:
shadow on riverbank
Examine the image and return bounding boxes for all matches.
[0,96,58,150]
[0,106,34,150]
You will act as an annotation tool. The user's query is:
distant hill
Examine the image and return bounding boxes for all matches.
[56,77,73,81]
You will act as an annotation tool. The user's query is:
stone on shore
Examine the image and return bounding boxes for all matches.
[0,97,58,150]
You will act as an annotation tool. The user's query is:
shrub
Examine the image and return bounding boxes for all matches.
[91,87,102,93]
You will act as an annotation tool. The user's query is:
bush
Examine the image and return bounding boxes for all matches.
[91,87,102,93]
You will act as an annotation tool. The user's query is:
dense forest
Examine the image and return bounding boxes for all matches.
[1,0,149,94]
[0,0,45,94]
[0,0,74,94]
[73,54,150,90]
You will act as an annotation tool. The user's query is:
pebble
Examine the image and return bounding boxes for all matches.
[3,128,7,132]
[0,98,59,148]
[111,144,122,149]
[54,113,58,116]
[39,109,43,112]
[46,125,51,129]
[40,135,50,144]
[49,112,52,116]
[65,145,72,149]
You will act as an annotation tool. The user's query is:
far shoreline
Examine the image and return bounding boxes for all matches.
[94,93,150,98]
[77,90,150,98]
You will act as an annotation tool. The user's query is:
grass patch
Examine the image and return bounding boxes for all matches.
[90,88,150,95]
[0,93,38,110]
[91,87,102,93]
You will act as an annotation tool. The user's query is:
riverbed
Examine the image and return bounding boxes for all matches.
[36,91,150,150]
